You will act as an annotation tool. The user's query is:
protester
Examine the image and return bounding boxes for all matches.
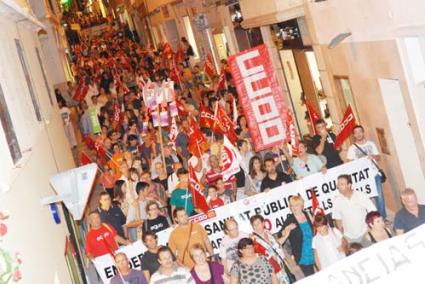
[332,174,376,243]
[393,188,425,235]
[168,208,213,268]
[110,252,148,284]
[260,158,292,192]
[292,140,326,179]
[219,219,249,277]
[362,211,392,246]
[97,191,127,238]
[280,196,315,277]
[85,211,130,260]
[141,231,164,281]
[150,246,195,284]
[245,155,265,195]
[170,168,195,215]
[230,238,278,284]
[312,214,346,270]
[347,125,387,220]
[143,201,170,234]
[126,181,149,241]
[190,244,225,284]
[312,119,343,168]
[250,215,289,283]
[59,101,77,149]
[206,186,224,209]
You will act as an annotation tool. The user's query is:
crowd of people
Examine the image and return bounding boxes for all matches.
[57,22,425,284]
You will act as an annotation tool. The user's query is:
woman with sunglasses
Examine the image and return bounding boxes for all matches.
[292,141,327,179]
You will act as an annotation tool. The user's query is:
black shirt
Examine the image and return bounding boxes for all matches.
[260,171,292,192]
[143,215,170,234]
[141,250,160,276]
[312,133,343,169]
[98,206,126,237]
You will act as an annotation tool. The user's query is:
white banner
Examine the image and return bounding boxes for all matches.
[298,224,425,284]
[93,158,378,282]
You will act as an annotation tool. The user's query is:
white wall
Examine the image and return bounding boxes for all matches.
[0,8,75,284]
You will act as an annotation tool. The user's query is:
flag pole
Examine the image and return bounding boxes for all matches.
[157,105,167,168]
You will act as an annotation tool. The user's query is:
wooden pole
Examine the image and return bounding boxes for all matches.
[157,105,167,168]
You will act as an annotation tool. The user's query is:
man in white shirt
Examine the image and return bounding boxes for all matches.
[333,174,376,243]
[219,219,249,277]
[346,125,387,220]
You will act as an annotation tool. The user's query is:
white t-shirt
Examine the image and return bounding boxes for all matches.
[167,172,179,194]
[126,200,148,224]
[150,267,194,284]
[312,228,346,269]
[347,141,379,160]
[219,232,249,273]
[332,190,376,240]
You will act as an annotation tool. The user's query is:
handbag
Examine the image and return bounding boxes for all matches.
[353,144,387,183]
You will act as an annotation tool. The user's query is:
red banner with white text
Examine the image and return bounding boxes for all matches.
[228,44,289,152]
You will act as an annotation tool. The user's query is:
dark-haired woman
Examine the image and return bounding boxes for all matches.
[244,156,266,196]
[230,238,278,284]
[362,211,392,246]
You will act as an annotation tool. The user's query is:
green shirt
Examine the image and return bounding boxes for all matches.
[170,188,194,215]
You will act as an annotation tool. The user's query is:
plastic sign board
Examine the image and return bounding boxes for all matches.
[49,163,97,220]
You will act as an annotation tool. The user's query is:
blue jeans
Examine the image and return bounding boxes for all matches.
[373,174,387,219]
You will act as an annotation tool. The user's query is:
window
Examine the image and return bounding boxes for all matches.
[15,39,42,121]
[0,83,22,164]
[335,76,360,122]
[35,47,53,105]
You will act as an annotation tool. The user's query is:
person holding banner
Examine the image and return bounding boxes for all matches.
[292,141,327,179]
[245,156,266,195]
[279,196,315,277]
[250,215,291,283]
[85,211,130,260]
[168,208,213,269]
[332,175,376,243]
[141,231,167,281]
[230,238,278,284]
[260,158,292,192]
[346,125,387,221]
[110,252,148,284]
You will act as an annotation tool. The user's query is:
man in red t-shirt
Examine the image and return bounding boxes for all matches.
[85,211,130,260]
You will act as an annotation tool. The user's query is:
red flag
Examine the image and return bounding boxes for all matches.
[169,59,182,85]
[83,135,96,150]
[311,189,325,217]
[73,81,89,102]
[176,100,188,116]
[162,42,173,59]
[204,54,216,78]
[214,68,226,94]
[175,46,185,64]
[80,151,92,166]
[213,104,238,144]
[188,116,209,157]
[189,165,209,213]
[286,112,300,156]
[334,105,356,148]
[199,104,215,129]
[305,101,320,134]
[112,103,122,130]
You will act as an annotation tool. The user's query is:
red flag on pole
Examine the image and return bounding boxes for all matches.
[112,103,122,130]
[305,101,320,134]
[213,104,238,144]
[188,165,209,213]
[162,42,173,59]
[80,151,92,166]
[188,116,209,157]
[199,104,215,129]
[286,112,300,156]
[204,54,216,78]
[214,68,227,94]
[175,46,185,64]
[73,81,89,102]
[334,105,356,148]
[311,189,325,217]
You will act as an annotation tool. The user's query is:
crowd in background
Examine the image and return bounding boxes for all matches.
[56,22,425,284]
